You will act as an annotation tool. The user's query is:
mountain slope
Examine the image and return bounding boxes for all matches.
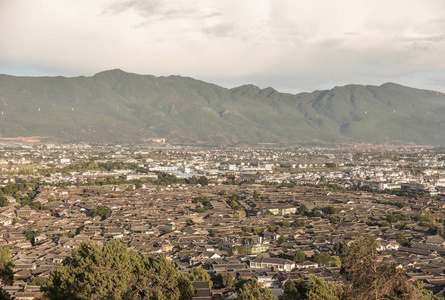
[0,69,444,145]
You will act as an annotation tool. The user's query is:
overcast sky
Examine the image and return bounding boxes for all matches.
[1,0,445,93]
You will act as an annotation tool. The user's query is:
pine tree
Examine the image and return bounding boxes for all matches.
[41,239,194,300]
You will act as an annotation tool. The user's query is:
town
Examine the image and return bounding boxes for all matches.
[1,142,445,299]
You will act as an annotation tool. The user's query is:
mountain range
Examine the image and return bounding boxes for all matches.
[0,69,444,145]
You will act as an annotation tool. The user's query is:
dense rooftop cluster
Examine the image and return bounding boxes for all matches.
[0,143,445,299]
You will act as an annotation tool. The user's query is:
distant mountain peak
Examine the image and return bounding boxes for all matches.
[0,71,444,145]
[94,69,130,76]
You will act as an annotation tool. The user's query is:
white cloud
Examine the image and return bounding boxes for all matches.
[1,0,445,92]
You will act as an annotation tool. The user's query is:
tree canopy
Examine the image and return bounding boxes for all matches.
[93,205,111,220]
[41,239,194,300]
[188,267,212,288]
[235,279,277,300]
[341,237,415,300]
[0,247,14,300]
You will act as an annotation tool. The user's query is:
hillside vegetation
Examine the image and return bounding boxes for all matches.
[0,69,444,145]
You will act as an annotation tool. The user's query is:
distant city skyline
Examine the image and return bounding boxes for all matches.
[1,0,445,93]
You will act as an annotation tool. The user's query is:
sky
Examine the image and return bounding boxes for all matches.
[1,0,445,93]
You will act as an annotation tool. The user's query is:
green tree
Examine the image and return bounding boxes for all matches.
[298,204,309,215]
[314,252,335,267]
[413,280,442,300]
[197,176,208,186]
[335,241,352,255]
[341,237,415,300]
[188,267,212,288]
[235,279,277,300]
[322,205,337,215]
[395,233,410,246]
[268,225,278,232]
[277,236,286,244]
[282,221,291,228]
[93,205,111,220]
[292,220,305,227]
[293,250,306,263]
[307,275,345,300]
[283,279,310,300]
[0,197,7,207]
[222,272,234,288]
[0,247,14,300]
[253,228,264,235]
[41,239,194,300]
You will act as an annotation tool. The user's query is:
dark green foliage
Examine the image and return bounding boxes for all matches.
[293,250,306,263]
[235,279,277,300]
[397,223,410,230]
[328,216,339,224]
[222,272,234,288]
[341,237,415,300]
[24,229,42,245]
[385,189,430,198]
[29,276,48,286]
[298,204,309,215]
[192,196,209,205]
[0,247,14,300]
[334,241,352,256]
[197,176,208,186]
[283,279,310,300]
[268,225,278,232]
[1,180,39,198]
[314,252,336,267]
[307,209,323,218]
[292,220,305,227]
[188,267,212,288]
[322,205,337,215]
[413,281,443,300]
[31,201,42,211]
[0,288,14,300]
[282,221,291,228]
[427,224,445,237]
[253,228,264,235]
[414,212,434,223]
[386,212,409,223]
[193,196,211,213]
[93,205,111,220]
[227,193,245,211]
[306,275,345,300]
[41,239,194,300]
[195,206,209,213]
[395,233,410,246]
[0,248,14,286]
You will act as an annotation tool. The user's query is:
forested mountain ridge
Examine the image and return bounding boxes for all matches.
[1,69,444,145]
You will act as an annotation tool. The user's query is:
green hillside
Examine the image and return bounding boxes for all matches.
[0,69,444,145]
